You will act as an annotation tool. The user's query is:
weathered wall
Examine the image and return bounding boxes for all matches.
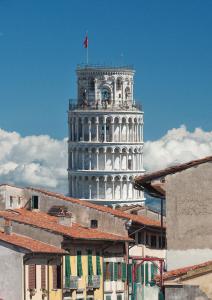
[165,285,210,300]
[24,189,128,236]
[166,162,212,270]
[0,242,24,300]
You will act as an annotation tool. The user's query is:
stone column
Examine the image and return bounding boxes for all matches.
[76,116,79,141]
[120,178,123,200]
[89,181,92,200]
[89,149,92,170]
[96,177,99,200]
[104,177,107,199]
[96,116,99,142]
[88,119,91,142]
[82,117,85,142]
[104,117,107,142]
[71,118,74,141]
[111,122,114,142]
[104,148,107,169]
[112,177,115,200]
[111,148,114,170]
[119,121,122,142]
[82,149,85,170]
[113,80,116,105]
[96,149,99,170]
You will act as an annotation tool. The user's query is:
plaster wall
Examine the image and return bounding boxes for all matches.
[24,190,128,237]
[166,162,212,269]
[0,242,24,300]
[0,185,26,210]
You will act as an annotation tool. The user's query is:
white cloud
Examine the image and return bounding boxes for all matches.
[144,125,212,171]
[0,125,211,194]
[0,129,68,193]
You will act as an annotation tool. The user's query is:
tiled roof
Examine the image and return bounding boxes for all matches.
[0,209,132,242]
[135,155,212,185]
[26,187,164,228]
[0,231,66,254]
[156,260,212,281]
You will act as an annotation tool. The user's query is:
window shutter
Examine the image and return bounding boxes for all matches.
[52,265,57,289]
[65,256,71,288]
[145,263,149,286]
[77,251,83,277]
[96,252,101,275]
[87,250,93,276]
[127,264,132,284]
[109,262,113,281]
[41,265,46,289]
[136,264,140,283]
[121,263,127,281]
[141,264,144,284]
[114,263,118,281]
[28,264,36,289]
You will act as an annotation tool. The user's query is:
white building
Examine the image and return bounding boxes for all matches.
[68,65,145,206]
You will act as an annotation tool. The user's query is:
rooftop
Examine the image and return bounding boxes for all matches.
[156,260,212,282]
[0,231,66,254]
[76,64,134,71]
[134,155,212,198]
[26,187,165,229]
[0,209,132,242]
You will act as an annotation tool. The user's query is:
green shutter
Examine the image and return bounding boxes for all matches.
[87,250,93,276]
[114,263,118,281]
[96,252,101,275]
[141,264,144,284]
[77,251,83,277]
[109,262,113,281]
[65,256,71,287]
[127,264,132,284]
[145,263,149,286]
[159,290,165,300]
[122,263,127,281]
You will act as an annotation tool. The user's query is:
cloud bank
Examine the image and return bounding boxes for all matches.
[144,125,212,171]
[0,125,211,194]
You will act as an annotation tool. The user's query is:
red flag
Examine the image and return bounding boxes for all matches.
[83,35,88,48]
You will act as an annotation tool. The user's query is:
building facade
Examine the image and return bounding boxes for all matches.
[68,65,145,206]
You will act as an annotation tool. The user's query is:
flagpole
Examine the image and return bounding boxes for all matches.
[86,31,88,65]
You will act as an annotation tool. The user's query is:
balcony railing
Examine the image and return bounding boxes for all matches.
[87,275,101,289]
[64,276,79,290]
[68,99,142,112]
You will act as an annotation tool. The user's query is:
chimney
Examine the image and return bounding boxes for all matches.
[57,209,73,226]
[4,219,12,235]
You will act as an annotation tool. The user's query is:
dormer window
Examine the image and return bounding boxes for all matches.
[31,195,39,209]
[90,219,98,228]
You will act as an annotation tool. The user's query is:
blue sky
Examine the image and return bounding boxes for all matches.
[0,0,211,141]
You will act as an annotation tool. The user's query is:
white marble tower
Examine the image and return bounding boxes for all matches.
[68,65,144,206]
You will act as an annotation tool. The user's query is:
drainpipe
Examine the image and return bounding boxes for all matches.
[125,241,129,300]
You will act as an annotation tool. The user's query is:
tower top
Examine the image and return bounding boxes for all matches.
[75,64,138,111]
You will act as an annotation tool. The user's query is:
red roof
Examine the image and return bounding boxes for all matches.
[0,231,66,254]
[0,209,132,242]
[157,260,212,281]
[135,155,212,185]
[26,187,164,228]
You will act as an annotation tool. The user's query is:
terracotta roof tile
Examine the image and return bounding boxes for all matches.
[0,209,132,242]
[135,155,212,185]
[0,231,66,254]
[156,260,212,281]
[26,187,164,228]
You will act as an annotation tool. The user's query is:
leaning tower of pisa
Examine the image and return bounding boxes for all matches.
[68,65,144,206]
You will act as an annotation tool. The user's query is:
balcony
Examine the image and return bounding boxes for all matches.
[86,275,101,289]
[64,276,79,290]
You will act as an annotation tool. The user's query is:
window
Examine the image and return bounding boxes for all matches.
[9,196,13,207]
[159,236,166,249]
[90,219,98,228]
[137,231,144,245]
[87,250,93,276]
[31,195,39,209]
[52,265,61,289]
[128,158,132,170]
[41,265,46,289]
[117,295,122,300]
[104,262,113,281]
[18,196,21,206]
[151,235,157,248]
[106,296,111,300]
